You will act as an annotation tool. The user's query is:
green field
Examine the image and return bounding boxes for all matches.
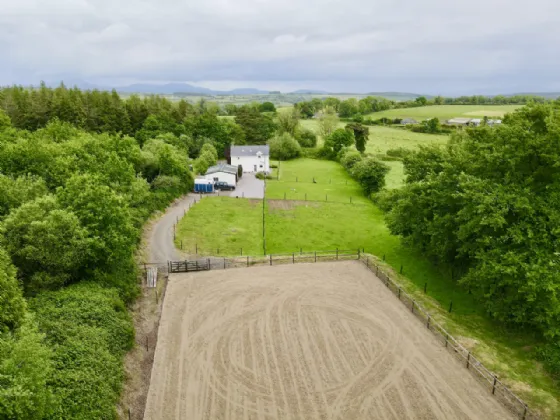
[175,158,560,418]
[365,104,520,121]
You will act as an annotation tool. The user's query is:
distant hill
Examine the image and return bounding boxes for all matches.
[290,89,330,94]
[366,92,432,100]
[118,83,214,95]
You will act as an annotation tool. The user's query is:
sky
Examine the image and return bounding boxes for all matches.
[1,0,559,95]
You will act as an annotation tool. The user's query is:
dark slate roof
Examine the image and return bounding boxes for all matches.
[205,163,238,175]
[230,145,270,157]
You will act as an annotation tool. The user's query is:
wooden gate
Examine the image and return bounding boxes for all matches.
[169,259,211,273]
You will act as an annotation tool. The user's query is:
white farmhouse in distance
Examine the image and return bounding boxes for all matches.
[229,145,270,173]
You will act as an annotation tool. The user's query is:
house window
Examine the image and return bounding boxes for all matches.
[259,164,263,168]
[213,177,219,182]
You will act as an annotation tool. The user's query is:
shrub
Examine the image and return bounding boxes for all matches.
[237,164,243,179]
[269,133,301,161]
[350,157,390,194]
[386,147,411,159]
[30,283,134,420]
[295,128,317,148]
[255,172,274,180]
[340,150,363,170]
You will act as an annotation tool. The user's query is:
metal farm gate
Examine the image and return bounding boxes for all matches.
[168,259,211,273]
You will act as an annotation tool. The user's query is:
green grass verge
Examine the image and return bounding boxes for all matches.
[174,158,560,418]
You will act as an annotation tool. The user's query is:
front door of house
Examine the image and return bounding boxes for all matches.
[254,165,257,172]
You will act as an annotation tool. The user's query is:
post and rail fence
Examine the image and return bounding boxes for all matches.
[151,249,533,420]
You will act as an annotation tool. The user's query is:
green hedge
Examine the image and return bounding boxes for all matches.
[30,283,134,420]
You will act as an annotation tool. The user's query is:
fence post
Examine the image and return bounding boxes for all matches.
[195,243,198,254]
[357,248,361,259]
[293,253,295,264]
[383,254,386,261]
[424,282,427,293]
[305,193,307,201]
[240,247,243,256]
[224,258,226,269]
[522,406,527,420]
[411,300,415,313]
[207,258,210,269]
[195,260,199,271]
[314,251,317,262]
[284,192,286,200]
[398,287,401,299]
[270,254,272,266]
[448,301,453,313]
[156,290,158,303]
[300,247,302,255]
[492,376,497,395]
[445,333,449,347]
[336,248,338,260]
[426,315,431,329]
[146,336,149,351]
[366,257,369,268]
[466,352,471,369]
[246,256,249,267]
[376,266,379,275]
[400,264,403,274]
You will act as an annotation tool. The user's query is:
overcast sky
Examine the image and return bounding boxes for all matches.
[1,0,559,95]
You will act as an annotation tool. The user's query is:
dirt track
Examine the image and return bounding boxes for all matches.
[144,261,512,420]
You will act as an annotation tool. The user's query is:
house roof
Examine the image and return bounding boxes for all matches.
[401,118,418,123]
[205,163,238,175]
[230,145,270,157]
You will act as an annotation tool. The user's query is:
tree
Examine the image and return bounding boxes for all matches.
[276,109,300,137]
[295,128,317,148]
[235,106,276,144]
[350,158,390,194]
[200,143,218,162]
[259,102,276,112]
[415,96,428,106]
[423,117,441,133]
[338,98,359,117]
[0,247,52,419]
[0,109,11,130]
[323,128,354,158]
[317,108,339,139]
[269,133,301,161]
[237,165,243,179]
[345,123,369,153]
[2,195,91,293]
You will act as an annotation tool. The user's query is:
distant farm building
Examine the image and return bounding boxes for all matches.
[401,118,418,125]
[229,145,270,173]
[446,117,503,127]
[446,118,473,126]
[204,163,238,186]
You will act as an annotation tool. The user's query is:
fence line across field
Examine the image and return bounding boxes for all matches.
[162,250,534,420]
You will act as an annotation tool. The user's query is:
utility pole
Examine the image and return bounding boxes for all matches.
[262,179,266,255]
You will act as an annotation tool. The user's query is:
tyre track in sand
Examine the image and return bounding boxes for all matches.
[144,261,514,420]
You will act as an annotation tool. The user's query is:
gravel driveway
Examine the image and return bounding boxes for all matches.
[230,173,264,199]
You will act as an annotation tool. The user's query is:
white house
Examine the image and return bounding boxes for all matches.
[230,145,270,173]
[204,163,238,186]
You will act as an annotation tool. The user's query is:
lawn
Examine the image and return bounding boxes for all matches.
[174,157,560,418]
[364,104,520,121]
[174,197,263,256]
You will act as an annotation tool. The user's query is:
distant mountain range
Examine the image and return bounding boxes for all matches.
[40,81,560,100]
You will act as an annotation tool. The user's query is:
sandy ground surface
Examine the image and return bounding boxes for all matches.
[144,261,512,420]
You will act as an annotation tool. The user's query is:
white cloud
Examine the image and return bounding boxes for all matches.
[0,0,559,94]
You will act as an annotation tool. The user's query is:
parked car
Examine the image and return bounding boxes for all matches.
[214,181,235,191]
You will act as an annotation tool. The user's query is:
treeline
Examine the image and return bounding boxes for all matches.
[293,94,554,119]
[376,101,560,376]
[0,84,280,158]
[0,111,193,418]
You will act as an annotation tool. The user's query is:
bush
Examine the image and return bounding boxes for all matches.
[255,172,274,180]
[386,147,411,159]
[30,283,134,420]
[237,164,243,179]
[340,150,363,170]
[269,133,301,161]
[295,128,317,148]
[350,157,390,194]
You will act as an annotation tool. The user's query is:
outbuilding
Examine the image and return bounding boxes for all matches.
[229,145,270,173]
[204,163,238,186]
[401,118,418,125]
[446,118,472,126]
